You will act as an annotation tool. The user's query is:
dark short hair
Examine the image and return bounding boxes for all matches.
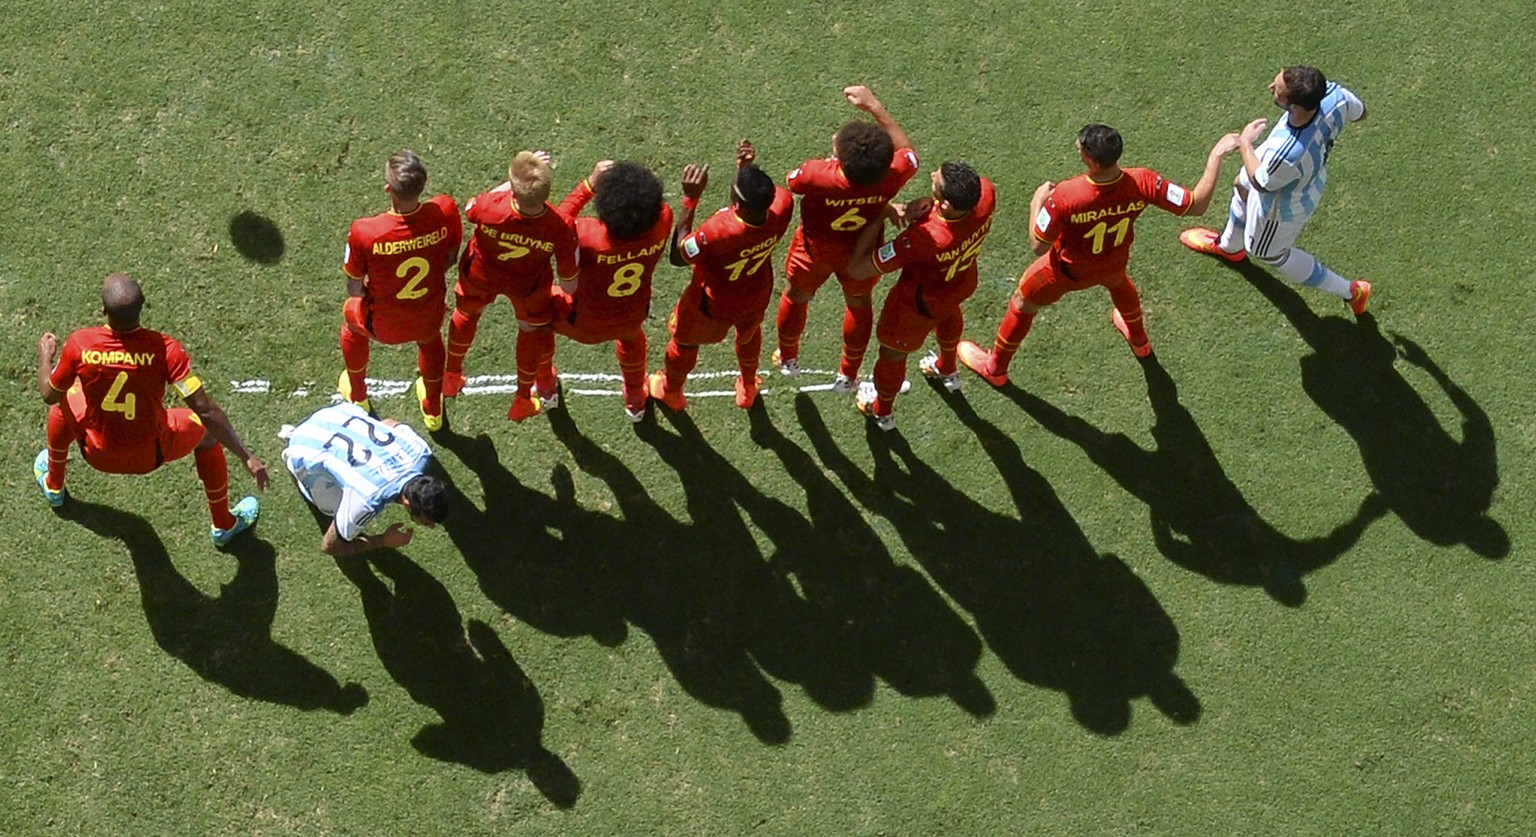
[938,161,982,211]
[733,164,776,214]
[401,475,449,524]
[594,162,664,240]
[834,121,894,186]
[1282,66,1327,111]
[386,150,427,199]
[1077,124,1123,167]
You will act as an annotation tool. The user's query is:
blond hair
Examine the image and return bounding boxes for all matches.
[508,151,552,205]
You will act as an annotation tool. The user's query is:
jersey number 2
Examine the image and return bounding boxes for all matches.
[396,257,432,300]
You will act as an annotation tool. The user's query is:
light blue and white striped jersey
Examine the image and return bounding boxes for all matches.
[280,403,433,541]
[1245,82,1365,223]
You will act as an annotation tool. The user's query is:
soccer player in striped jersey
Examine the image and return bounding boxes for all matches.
[1180,66,1371,315]
[35,274,268,546]
[280,403,448,556]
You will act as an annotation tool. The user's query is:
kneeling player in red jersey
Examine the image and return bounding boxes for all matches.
[340,150,462,431]
[958,125,1238,387]
[843,162,996,430]
[648,139,794,411]
[35,274,269,546]
[545,160,672,422]
[773,85,920,392]
[446,150,578,422]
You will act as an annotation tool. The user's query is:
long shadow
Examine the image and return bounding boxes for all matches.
[435,412,791,743]
[1235,262,1508,558]
[1003,358,1386,606]
[640,405,993,717]
[336,550,579,808]
[800,398,1195,735]
[59,500,366,714]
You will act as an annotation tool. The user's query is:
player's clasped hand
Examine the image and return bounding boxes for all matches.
[1240,118,1268,143]
[736,139,756,167]
[245,456,270,492]
[381,523,414,548]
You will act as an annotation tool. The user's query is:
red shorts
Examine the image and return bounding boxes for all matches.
[454,253,554,326]
[783,227,880,297]
[668,285,764,346]
[548,289,644,345]
[1017,254,1128,307]
[877,300,960,354]
[59,386,205,475]
[346,297,445,345]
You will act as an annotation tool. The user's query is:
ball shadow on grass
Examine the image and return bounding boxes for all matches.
[229,211,285,265]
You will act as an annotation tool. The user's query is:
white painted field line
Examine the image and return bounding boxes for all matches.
[227,370,871,400]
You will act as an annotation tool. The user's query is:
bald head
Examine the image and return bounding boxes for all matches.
[102,273,144,328]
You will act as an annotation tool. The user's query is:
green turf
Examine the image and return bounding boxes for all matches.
[3,1,1534,833]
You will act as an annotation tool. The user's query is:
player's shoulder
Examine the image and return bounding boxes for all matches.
[787,157,837,190]
[888,147,920,176]
[429,193,460,214]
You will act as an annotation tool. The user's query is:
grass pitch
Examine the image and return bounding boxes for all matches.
[2,1,1533,833]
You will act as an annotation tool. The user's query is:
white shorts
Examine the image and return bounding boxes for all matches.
[1240,183,1310,260]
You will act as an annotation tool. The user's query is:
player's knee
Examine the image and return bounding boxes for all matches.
[845,293,873,309]
[1254,249,1288,266]
[786,286,812,304]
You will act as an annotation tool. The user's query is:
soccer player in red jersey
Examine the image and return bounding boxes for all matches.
[958,125,1239,387]
[446,150,578,422]
[35,274,269,546]
[841,161,996,430]
[648,139,795,411]
[341,150,463,431]
[544,160,672,422]
[773,85,920,392]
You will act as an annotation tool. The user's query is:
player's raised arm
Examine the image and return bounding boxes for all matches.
[37,333,64,404]
[183,388,269,491]
[1183,133,1242,216]
[1236,118,1270,188]
[844,85,914,153]
[669,162,709,267]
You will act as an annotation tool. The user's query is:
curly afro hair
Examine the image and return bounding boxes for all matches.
[834,121,894,186]
[594,162,665,240]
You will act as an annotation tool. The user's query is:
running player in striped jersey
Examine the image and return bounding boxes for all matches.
[1180,66,1371,315]
[35,274,268,546]
[280,403,448,556]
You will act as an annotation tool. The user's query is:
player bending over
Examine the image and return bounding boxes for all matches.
[1180,66,1371,315]
[280,403,448,556]
[649,139,795,411]
[36,274,268,546]
[959,125,1238,387]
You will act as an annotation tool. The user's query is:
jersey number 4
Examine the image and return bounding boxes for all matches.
[101,371,137,421]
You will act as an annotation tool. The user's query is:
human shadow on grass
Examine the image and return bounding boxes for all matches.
[637,403,993,717]
[59,500,367,714]
[335,549,579,808]
[229,211,284,264]
[1002,358,1387,606]
[1232,263,1508,558]
[434,413,791,744]
[800,398,1196,735]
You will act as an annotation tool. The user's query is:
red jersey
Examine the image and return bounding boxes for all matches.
[463,186,578,294]
[787,146,919,244]
[48,325,198,453]
[556,182,673,330]
[873,178,997,319]
[677,186,795,320]
[343,194,463,318]
[1033,167,1191,282]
